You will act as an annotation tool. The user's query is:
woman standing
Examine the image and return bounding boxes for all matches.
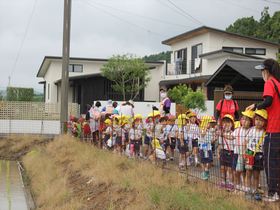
[247,58,280,202]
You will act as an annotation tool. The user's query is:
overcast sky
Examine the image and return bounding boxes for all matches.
[0,0,279,92]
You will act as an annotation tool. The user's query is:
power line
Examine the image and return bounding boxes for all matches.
[9,0,38,85]
[163,0,203,25]
[80,0,164,37]
[215,0,260,13]
[86,0,191,29]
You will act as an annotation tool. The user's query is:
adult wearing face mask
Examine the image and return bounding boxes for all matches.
[215,85,239,122]
[246,58,280,202]
[159,88,171,116]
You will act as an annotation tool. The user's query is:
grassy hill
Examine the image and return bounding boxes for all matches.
[19,136,265,210]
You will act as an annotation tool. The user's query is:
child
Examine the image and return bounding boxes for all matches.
[103,119,113,149]
[199,121,216,180]
[245,109,267,200]
[218,114,235,190]
[129,115,143,158]
[114,116,123,154]
[232,110,254,191]
[149,138,166,163]
[143,115,154,159]
[177,114,189,170]
[165,115,178,161]
[187,112,200,166]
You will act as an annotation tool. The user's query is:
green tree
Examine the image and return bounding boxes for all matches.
[101,54,150,101]
[226,16,259,37]
[226,7,280,44]
[143,51,172,63]
[168,84,206,111]
[6,87,34,101]
[168,84,189,104]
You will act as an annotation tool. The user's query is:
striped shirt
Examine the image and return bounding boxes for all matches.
[178,126,188,141]
[144,122,154,137]
[187,123,200,140]
[232,127,251,155]
[219,130,234,151]
[129,125,143,140]
[166,124,178,138]
[199,129,215,150]
[247,127,265,153]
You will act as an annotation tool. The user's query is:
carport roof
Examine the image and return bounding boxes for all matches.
[206,59,264,87]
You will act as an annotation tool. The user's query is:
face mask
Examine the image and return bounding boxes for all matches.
[160,93,167,98]
[224,94,232,100]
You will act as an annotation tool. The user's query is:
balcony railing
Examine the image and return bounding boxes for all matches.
[166,60,202,76]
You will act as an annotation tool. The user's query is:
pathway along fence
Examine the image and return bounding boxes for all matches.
[0,101,80,135]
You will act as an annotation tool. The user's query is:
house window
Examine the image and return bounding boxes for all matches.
[222,47,243,54]
[245,48,266,55]
[174,48,187,75]
[69,64,83,72]
[191,43,202,73]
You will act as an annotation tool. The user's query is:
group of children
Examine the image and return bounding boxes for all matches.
[68,108,268,200]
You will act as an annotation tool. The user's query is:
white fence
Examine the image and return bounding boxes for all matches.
[0,101,79,135]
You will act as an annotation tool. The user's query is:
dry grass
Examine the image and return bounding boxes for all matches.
[23,135,266,210]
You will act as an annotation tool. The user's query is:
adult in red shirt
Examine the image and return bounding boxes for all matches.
[247,58,280,202]
[215,85,239,122]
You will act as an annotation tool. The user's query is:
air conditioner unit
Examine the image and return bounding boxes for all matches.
[194,58,201,70]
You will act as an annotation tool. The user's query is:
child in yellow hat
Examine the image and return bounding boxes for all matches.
[232,110,254,192]
[245,109,267,200]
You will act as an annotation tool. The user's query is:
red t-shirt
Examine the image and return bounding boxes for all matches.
[216,99,239,119]
[263,78,280,133]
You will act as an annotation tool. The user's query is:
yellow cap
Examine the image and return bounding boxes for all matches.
[148,111,160,118]
[134,114,143,120]
[241,110,255,119]
[234,121,241,129]
[104,119,112,125]
[255,109,268,120]
[188,112,197,118]
[222,114,234,123]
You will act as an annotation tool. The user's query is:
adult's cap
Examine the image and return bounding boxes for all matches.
[255,64,265,70]
[223,85,233,94]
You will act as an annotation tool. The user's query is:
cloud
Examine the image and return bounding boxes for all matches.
[0,0,279,90]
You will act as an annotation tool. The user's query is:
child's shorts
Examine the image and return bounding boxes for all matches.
[253,152,264,171]
[232,154,245,171]
[124,133,129,143]
[192,138,198,148]
[144,135,152,145]
[220,149,233,168]
[177,140,188,154]
[199,150,213,164]
[104,134,110,142]
[169,137,177,149]
[115,136,122,146]
[131,140,141,151]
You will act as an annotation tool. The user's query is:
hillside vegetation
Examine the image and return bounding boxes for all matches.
[21,135,264,210]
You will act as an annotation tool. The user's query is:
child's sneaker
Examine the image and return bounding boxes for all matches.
[219,181,226,188]
[226,183,234,191]
[254,190,262,201]
[263,193,280,202]
[170,157,174,161]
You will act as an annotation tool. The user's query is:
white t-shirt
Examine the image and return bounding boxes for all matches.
[247,127,265,153]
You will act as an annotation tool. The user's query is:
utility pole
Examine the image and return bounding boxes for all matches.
[60,0,72,134]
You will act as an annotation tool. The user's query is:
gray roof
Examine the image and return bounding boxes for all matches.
[206,59,263,86]
[162,26,280,47]
[199,49,263,60]
[159,75,210,86]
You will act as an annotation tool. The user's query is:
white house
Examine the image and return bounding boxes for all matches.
[37,26,280,113]
[160,26,280,99]
[37,56,165,112]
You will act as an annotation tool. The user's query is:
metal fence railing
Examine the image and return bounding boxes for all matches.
[69,114,280,203]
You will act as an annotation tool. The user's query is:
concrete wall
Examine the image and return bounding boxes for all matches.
[0,120,60,134]
[98,100,176,117]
